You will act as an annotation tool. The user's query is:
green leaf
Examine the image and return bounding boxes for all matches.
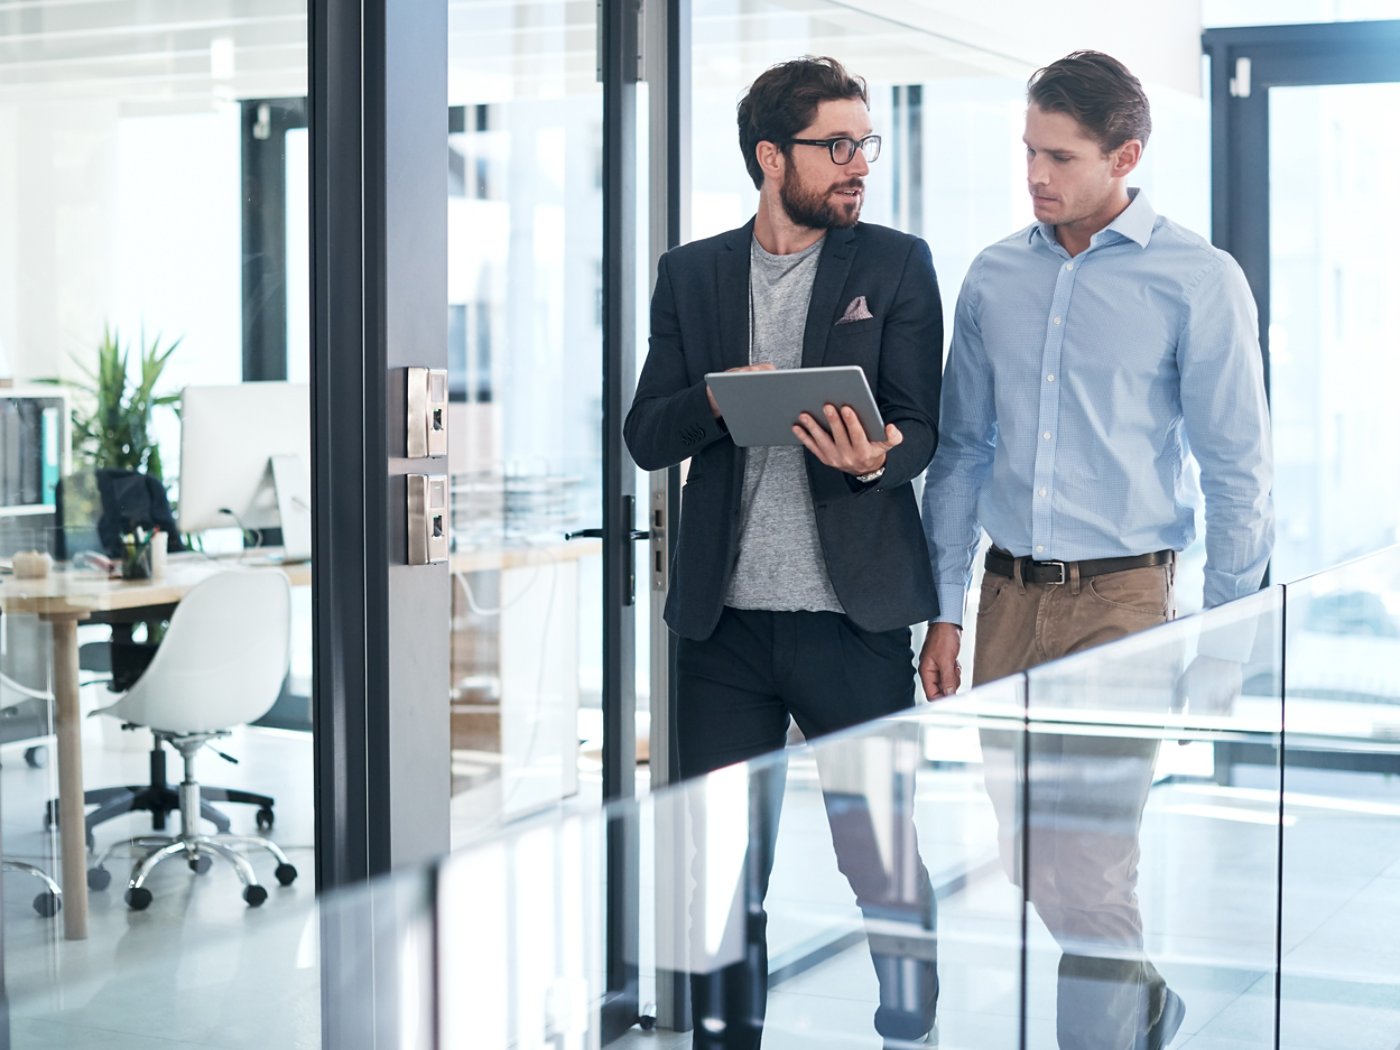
[53,322,184,477]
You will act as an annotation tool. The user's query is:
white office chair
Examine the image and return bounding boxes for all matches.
[85,570,300,909]
[1,628,63,918]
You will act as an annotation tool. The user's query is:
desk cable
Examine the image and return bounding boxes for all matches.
[450,538,564,831]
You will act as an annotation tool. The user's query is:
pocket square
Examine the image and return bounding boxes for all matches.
[836,295,874,324]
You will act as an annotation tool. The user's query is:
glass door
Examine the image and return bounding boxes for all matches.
[1266,81,1400,582]
[443,0,650,1035]
[1205,20,1400,583]
[1204,19,1400,1050]
[444,4,612,841]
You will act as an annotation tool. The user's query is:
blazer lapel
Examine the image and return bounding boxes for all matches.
[715,219,755,372]
[800,224,858,368]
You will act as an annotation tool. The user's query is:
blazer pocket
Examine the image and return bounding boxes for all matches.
[832,315,878,331]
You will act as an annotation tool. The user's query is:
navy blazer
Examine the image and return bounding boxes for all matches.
[624,218,943,641]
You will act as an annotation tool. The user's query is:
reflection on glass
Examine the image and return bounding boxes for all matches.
[680,731,939,1048]
[1269,84,1400,582]
[1280,547,1400,1048]
[1018,594,1284,1049]
[11,568,1398,1047]
[445,2,605,840]
[0,1,315,1033]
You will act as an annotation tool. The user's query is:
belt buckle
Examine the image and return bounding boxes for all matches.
[1034,559,1067,585]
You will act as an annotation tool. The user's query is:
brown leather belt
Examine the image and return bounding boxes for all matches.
[985,547,1173,586]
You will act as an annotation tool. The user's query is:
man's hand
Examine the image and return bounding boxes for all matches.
[793,403,903,477]
[918,622,963,700]
[1173,654,1243,715]
[706,363,775,418]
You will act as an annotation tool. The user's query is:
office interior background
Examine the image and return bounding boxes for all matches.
[0,0,1398,1047]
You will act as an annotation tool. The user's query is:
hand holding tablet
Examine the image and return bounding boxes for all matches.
[704,365,885,447]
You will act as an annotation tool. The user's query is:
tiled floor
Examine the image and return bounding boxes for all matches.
[1,719,320,1050]
[4,723,1400,1049]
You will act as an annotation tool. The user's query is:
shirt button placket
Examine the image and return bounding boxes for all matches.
[1032,257,1075,556]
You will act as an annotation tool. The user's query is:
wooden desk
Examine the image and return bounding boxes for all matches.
[0,555,310,939]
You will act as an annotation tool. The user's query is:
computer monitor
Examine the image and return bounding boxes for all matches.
[178,382,311,560]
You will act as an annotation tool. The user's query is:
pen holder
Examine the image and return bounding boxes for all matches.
[121,535,153,580]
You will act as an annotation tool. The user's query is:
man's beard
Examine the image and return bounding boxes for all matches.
[779,167,863,230]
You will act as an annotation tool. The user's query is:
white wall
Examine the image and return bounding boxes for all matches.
[1,101,243,385]
[856,0,1205,96]
[7,99,122,384]
[0,98,245,472]
[0,105,15,379]
[1205,0,1400,24]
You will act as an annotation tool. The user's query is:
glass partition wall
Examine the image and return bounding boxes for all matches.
[443,0,609,841]
[0,2,317,1043]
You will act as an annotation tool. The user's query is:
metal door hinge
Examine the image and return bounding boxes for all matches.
[1230,57,1252,99]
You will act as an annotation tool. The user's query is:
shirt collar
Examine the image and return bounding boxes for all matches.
[1028,187,1157,252]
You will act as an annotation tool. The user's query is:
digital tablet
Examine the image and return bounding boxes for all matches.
[704,366,884,448]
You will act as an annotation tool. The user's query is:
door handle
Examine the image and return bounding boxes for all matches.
[564,527,651,542]
[566,496,651,604]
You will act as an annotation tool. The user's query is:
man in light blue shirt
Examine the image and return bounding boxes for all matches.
[919,52,1273,1050]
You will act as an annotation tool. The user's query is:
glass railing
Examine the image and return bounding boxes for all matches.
[4,546,1400,1048]
[1017,587,1285,1050]
[1277,551,1400,1049]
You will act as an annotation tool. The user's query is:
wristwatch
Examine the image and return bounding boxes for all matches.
[854,465,885,484]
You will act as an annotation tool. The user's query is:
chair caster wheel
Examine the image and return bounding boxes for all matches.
[243,884,268,907]
[189,854,213,875]
[87,866,112,891]
[33,891,61,918]
[125,887,153,911]
[638,1015,656,1032]
[275,863,298,886]
[255,808,275,831]
[24,746,47,769]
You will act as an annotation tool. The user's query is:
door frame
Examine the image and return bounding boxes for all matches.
[1204,20,1400,397]
[309,0,451,885]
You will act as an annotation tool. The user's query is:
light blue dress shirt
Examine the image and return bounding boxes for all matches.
[924,190,1274,622]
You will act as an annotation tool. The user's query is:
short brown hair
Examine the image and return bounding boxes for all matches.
[1027,50,1151,152]
[737,56,869,189]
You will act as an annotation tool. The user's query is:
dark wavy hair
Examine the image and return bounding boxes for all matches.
[737,56,868,189]
[1027,50,1151,152]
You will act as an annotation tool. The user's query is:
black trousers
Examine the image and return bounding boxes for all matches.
[676,607,939,1049]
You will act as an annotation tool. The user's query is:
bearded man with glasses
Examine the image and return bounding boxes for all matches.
[626,55,943,1050]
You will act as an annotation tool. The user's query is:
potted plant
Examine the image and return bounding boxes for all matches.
[41,325,183,565]
[65,324,182,478]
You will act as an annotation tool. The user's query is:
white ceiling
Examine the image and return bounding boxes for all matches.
[0,0,1204,108]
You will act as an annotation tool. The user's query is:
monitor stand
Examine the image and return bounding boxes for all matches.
[265,453,311,562]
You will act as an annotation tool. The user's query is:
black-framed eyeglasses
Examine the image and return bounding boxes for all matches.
[786,134,882,165]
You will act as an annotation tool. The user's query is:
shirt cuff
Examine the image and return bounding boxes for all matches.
[932,584,967,626]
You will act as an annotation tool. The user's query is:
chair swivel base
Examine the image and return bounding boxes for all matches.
[89,833,298,910]
[46,784,276,849]
[2,860,62,918]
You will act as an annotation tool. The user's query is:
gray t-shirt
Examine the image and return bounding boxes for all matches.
[725,235,844,613]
